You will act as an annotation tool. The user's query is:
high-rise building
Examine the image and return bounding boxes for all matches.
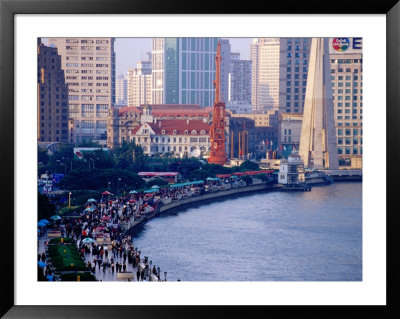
[37,39,69,143]
[115,75,128,106]
[251,38,311,113]
[227,52,252,114]
[151,38,230,107]
[127,60,152,106]
[251,38,280,112]
[329,37,363,160]
[279,38,311,114]
[47,38,116,145]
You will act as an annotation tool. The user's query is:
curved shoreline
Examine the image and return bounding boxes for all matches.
[122,182,280,234]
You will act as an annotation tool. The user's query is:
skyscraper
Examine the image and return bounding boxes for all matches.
[329,37,363,161]
[251,38,280,112]
[127,60,152,106]
[151,38,230,107]
[47,38,115,145]
[251,38,311,114]
[227,52,252,113]
[299,38,339,170]
[279,38,311,114]
[115,75,128,106]
[37,39,69,143]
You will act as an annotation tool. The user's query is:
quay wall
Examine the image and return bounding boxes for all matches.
[121,183,279,233]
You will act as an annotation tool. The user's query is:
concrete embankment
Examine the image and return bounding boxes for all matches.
[121,183,280,233]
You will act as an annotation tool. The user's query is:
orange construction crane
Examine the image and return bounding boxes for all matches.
[208,41,227,165]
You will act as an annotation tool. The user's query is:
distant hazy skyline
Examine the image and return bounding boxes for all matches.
[42,37,253,78]
[115,38,252,76]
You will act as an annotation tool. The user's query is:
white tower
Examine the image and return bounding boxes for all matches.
[299,38,339,170]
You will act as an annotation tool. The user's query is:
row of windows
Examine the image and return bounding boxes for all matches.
[287,52,307,58]
[337,147,362,155]
[286,81,307,87]
[287,59,308,65]
[331,68,362,73]
[40,123,68,128]
[66,39,109,44]
[337,102,363,107]
[333,89,361,93]
[286,95,305,101]
[331,75,360,81]
[66,46,109,51]
[337,128,363,136]
[68,95,110,101]
[287,67,308,73]
[331,59,362,64]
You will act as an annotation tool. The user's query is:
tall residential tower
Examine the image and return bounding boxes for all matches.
[37,39,69,143]
[48,37,116,145]
[152,38,230,107]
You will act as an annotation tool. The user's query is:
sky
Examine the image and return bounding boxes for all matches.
[115,38,252,77]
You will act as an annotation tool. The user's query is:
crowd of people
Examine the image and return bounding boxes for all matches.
[39,176,251,281]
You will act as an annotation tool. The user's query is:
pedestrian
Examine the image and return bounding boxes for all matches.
[136,268,140,281]
[122,263,126,272]
[111,263,114,273]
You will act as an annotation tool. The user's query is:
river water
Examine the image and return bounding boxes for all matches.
[132,182,362,281]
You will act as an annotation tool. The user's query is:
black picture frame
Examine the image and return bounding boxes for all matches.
[1,0,399,318]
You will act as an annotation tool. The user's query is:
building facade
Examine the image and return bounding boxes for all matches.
[278,153,306,184]
[151,38,230,107]
[227,52,252,114]
[251,38,311,114]
[251,38,280,112]
[47,37,116,145]
[329,37,363,161]
[106,104,212,149]
[127,60,152,106]
[279,38,311,114]
[115,74,128,106]
[37,39,69,143]
[278,112,303,158]
[130,119,211,157]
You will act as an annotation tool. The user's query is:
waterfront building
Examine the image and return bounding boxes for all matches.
[37,39,69,143]
[226,52,252,114]
[251,38,311,113]
[130,119,211,157]
[278,152,306,184]
[127,60,152,106]
[106,104,212,148]
[47,37,116,145]
[151,38,230,107]
[115,74,128,107]
[278,112,303,158]
[299,38,339,170]
[329,37,363,164]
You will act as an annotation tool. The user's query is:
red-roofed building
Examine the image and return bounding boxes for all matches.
[107,103,212,149]
[130,119,210,157]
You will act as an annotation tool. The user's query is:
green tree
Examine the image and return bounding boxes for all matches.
[239,160,260,171]
[241,175,253,185]
[38,192,56,221]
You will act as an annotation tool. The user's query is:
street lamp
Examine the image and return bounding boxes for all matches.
[164,271,167,281]
[117,178,121,195]
[108,181,111,190]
